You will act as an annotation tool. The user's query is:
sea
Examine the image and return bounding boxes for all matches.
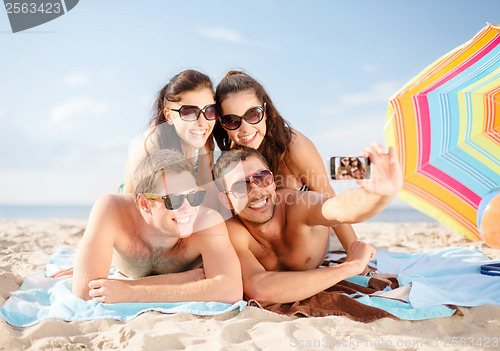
[0,205,437,223]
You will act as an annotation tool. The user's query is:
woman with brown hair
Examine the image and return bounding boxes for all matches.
[213,70,360,251]
[120,70,218,208]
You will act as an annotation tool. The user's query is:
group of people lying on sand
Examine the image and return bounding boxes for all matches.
[52,70,403,304]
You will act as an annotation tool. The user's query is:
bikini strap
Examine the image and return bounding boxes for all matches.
[193,148,199,176]
[281,159,309,191]
[281,158,294,176]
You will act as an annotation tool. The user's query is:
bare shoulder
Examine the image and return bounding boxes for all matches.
[278,188,325,213]
[189,208,234,253]
[288,129,317,155]
[224,217,253,248]
[276,188,301,206]
[126,126,157,167]
[88,194,137,229]
[93,193,134,211]
[192,206,226,232]
[286,130,322,169]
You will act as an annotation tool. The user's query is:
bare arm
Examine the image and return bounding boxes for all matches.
[88,214,243,304]
[228,220,375,303]
[72,195,121,299]
[287,130,358,250]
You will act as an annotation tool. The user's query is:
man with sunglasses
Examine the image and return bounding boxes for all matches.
[213,144,402,303]
[56,149,242,304]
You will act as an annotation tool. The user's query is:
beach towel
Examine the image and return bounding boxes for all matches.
[376,246,500,308]
[251,247,500,322]
[248,275,458,322]
[248,252,459,321]
[0,247,246,328]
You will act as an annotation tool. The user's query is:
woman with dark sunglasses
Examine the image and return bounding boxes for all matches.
[120,70,219,209]
[349,157,366,176]
[213,70,360,253]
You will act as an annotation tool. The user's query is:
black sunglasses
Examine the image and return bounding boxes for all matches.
[220,105,265,130]
[169,104,219,122]
[144,188,206,210]
[226,169,274,199]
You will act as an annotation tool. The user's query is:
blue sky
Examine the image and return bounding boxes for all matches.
[1,0,500,206]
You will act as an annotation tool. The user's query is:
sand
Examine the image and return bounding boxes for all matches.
[1,218,499,351]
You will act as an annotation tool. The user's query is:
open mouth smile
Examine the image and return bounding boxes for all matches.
[248,197,268,210]
[239,132,257,143]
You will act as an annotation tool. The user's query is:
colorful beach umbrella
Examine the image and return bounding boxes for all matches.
[384,23,500,240]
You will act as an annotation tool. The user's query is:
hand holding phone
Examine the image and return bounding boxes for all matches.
[357,142,403,197]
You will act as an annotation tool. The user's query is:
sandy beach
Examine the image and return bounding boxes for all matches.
[1,218,499,351]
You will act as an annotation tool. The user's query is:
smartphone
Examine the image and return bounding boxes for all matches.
[330,156,371,180]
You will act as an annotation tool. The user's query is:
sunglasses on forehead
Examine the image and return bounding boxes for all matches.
[168,104,219,122]
[226,169,274,199]
[143,188,206,210]
[220,104,265,130]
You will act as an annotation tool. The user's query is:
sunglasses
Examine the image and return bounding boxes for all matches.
[226,169,274,199]
[169,104,219,122]
[220,105,265,130]
[144,188,206,210]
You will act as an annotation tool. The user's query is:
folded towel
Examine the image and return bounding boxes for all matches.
[0,247,246,327]
[376,246,500,308]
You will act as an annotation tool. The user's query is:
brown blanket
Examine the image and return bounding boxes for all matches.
[248,276,402,323]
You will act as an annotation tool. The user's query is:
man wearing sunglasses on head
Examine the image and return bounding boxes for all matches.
[213,144,402,303]
[54,149,242,304]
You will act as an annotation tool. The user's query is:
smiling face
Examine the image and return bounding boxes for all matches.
[165,87,216,149]
[223,156,276,225]
[220,90,267,150]
[149,170,201,238]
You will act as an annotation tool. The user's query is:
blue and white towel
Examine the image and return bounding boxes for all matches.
[2,246,499,327]
[376,246,500,308]
[0,247,246,327]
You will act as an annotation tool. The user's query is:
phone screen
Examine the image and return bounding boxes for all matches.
[330,156,371,180]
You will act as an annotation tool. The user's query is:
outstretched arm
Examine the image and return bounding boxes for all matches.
[303,142,402,227]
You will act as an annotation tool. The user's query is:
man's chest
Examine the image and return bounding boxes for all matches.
[113,238,202,278]
[251,226,329,271]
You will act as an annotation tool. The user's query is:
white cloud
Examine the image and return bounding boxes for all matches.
[62,73,89,86]
[314,112,386,153]
[318,81,399,117]
[96,137,131,150]
[50,97,108,129]
[361,64,380,73]
[338,81,399,105]
[197,26,244,43]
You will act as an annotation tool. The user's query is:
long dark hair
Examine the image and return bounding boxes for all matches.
[147,70,214,152]
[214,71,294,175]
